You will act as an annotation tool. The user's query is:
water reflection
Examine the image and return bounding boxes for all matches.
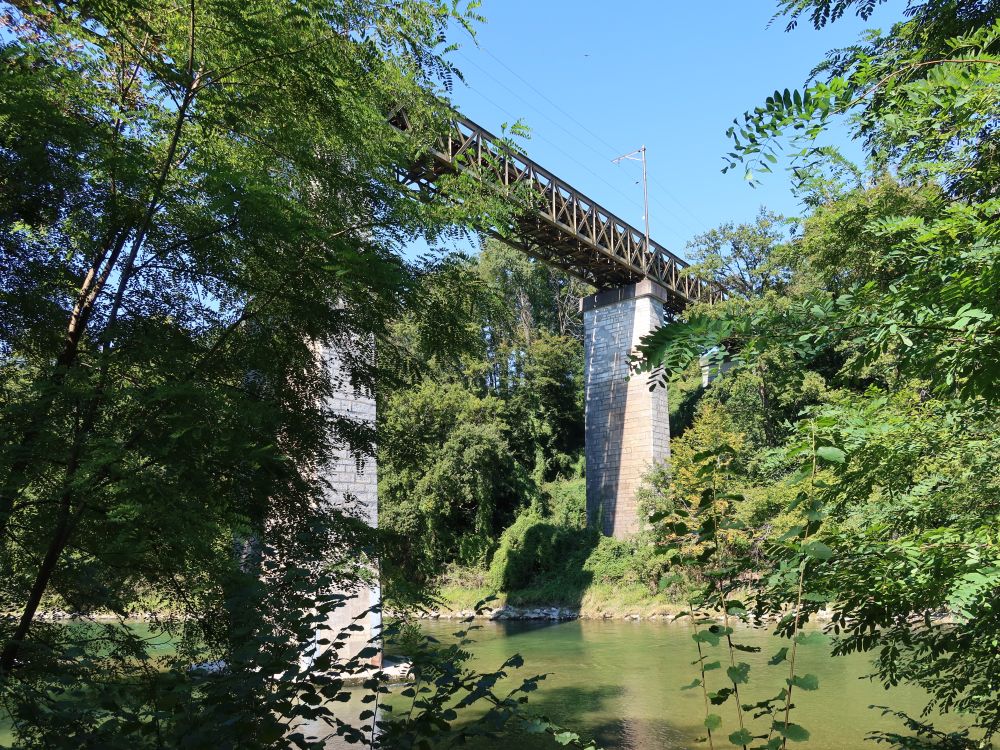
[362,618,987,750]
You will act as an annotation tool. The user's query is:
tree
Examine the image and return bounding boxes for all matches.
[516,332,585,480]
[683,208,791,298]
[794,178,941,293]
[636,1,1000,746]
[376,244,590,591]
[378,381,536,588]
[0,0,550,746]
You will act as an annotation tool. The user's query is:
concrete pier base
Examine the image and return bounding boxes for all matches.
[582,280,670,538]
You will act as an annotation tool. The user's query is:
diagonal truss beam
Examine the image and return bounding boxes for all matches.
[391,111,724,311]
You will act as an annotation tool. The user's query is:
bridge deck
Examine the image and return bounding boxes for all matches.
[392,111,723,311]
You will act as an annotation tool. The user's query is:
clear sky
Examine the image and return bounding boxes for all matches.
[424,0,907,261]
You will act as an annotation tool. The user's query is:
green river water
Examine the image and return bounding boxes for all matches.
[1,619,986,749]
[399,618,984,750]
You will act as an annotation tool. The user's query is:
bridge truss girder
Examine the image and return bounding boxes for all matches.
[393,111,724,312]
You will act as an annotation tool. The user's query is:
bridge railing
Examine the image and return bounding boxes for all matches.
[392,110,725,308]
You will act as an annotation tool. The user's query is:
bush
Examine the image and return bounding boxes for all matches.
[379,382,537,582]
[540,475,587,529]
[486,477,668,600]
[584,535,666,590]
[486,507,597,592]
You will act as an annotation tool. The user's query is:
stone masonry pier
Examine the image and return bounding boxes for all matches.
[582,280,671,538]
[314,336,381,666]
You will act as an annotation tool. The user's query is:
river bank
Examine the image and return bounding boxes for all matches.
[415,604,677,621]
[421,584,954,624]
[427,581,691,621]
[410,601,845,623]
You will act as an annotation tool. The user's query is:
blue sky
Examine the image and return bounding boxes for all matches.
[424,0,907,261]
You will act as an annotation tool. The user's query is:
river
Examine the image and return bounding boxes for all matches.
[1,618,986,749]
[404,617,983,750]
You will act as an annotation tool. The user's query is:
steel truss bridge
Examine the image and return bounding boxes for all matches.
[392,111,724,312]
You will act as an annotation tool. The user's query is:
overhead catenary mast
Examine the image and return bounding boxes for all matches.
[612,145,651,261]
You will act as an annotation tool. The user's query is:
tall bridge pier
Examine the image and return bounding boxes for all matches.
[315,335,381,667]
[391,111,723,540]
[583,280,671,537]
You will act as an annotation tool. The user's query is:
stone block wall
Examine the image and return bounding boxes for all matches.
[583,280,670,537]
[314,336,381,665]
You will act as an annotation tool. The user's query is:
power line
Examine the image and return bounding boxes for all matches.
[649,175,714,234]
[477,45,624,157]
[454,50,703,238]
[458,82,656,220]
[475,44,715,234]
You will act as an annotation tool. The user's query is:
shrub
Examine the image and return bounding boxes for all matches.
[486,506,596,592]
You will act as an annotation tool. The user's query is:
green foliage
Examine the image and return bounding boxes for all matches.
[378,240,590,593]
[635,2,1000,747]
[795,180,941,292]
[666,361,705,438]
[542,475,588,529]
[683,208,792,298]
[482,483,673,607]
[379,382,536,587]
[729,727,754,745]
[516,332,586,480]
[384,252,505,380]
[717,4,1000,404]
[486,505,595,595]
[774,721,810,742]
[582,535,661,588]
[0,0,583,745]
[775,0,890,31]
